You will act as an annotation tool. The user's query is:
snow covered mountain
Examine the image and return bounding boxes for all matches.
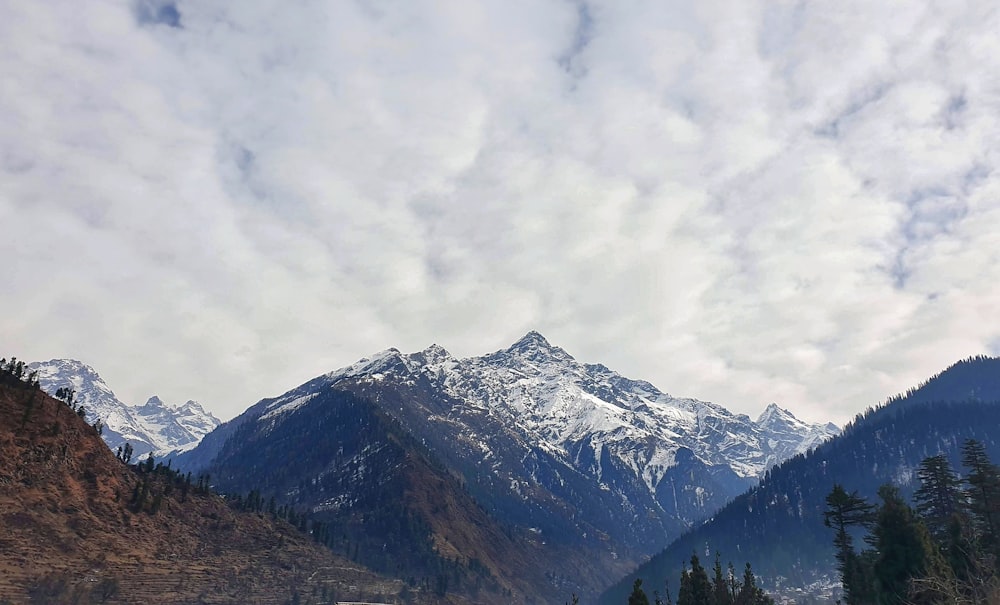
[187,331,837,572]
[133,395,220,453]
[269,331,836,483]
[27,359,220,457]
[757,402,840,468]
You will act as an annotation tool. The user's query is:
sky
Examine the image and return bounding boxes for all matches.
[2,0,999,425]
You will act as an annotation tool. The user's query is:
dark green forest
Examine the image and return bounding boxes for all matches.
[620,555,775,605]
[601,356,1000,604]
[827,440,1000,604]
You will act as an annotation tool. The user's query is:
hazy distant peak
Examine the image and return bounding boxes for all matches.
[26,359,220,457]
[142,395,167,408]
[178,399,212,414]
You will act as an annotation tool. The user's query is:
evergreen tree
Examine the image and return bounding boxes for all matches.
[733,562,773,605]
[915,454,965,537]
[824,484,876,604]
[868,484,941,605]
[628,578,651,605]
[677,564,692,605]
[712,553,734,605]
[677,554,711,605]
[914,454,973,581]
[962,439,1000,560]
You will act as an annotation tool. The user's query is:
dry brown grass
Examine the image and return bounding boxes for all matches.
[0,383,417,605]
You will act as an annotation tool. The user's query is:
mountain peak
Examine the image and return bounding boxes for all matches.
[34,358,98,375]
[179,399,206,412]
[143,395,167,408]
[503,330,574,361]
[512,330,550,348]
[757,402,795,426]
[419,343,452,363]
[29,359,107,389]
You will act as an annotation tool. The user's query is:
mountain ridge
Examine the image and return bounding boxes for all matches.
[178,331,838,602]
[27,358,221,457]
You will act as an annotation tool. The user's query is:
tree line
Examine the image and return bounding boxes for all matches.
[825,439,1000,604]
[125,452,212,514]
[600,554,774,605]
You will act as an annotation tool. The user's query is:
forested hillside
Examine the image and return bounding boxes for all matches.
[203,385,590,604]
[600,356,1000,604]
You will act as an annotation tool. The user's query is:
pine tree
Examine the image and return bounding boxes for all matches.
[677,564,692,605]
[712,553,734,605]
[824,484,876,604]
[914,454,973,581]
[628,578,651,605]
[962,439,1000,560]
[678,554,711,605]
[868,484,941,605]
[733,562,773,605]
[915,455,966,538]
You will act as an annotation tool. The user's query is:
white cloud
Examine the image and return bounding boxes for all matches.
[2,0,999,424]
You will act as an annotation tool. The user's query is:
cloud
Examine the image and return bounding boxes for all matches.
[2,0,999,424]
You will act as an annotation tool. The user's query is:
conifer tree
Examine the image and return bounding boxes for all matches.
[712,553,734,605]
[962,439,1000,559]
[677,564,692,605]
[824,484,876,603]
[733,562,772,605]
[677,554,711,605]
[915,454,965,539]
[628,578,651,605]
[868,485,940,605]
[914,454,973,581]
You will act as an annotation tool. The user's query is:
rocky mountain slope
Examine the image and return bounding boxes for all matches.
[27,359,220,457]
[203,385,598,604]
[0,364,421,605]
[599,355,1000,604]
[177,331,837,602]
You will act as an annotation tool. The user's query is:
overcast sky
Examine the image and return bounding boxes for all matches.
[3,0,999,424]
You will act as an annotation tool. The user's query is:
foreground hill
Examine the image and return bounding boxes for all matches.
[599,355,1000,604]
[0,364,418,605]
[176,332,835,602]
